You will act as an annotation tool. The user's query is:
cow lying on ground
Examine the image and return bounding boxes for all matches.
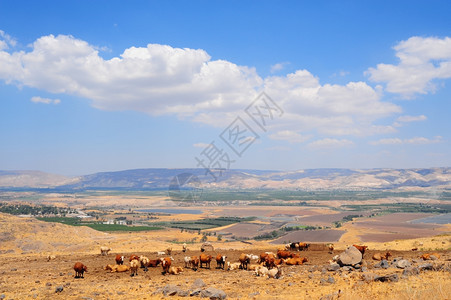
[284,257,308,265]
[104,264,130,272]
[372,252,392,261]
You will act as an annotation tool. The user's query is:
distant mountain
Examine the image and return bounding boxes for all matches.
[0,168,449,190]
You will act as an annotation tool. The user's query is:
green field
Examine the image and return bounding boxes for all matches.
[36,217,163,232]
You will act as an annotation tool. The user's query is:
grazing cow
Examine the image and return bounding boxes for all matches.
[129,254,139,262]
[47,255,56,261]
[289,242,299,251]
[239,253,251,270]
[265,255,276,269]
[100,246,112,256]
[161,257,172,275]
[277,249,297,259]
[139,256,150,271]
[184,256,191,268]
[115,255,124,265]
[352,245,368,255]
[274,258,284,266]
[147,259,161,268]
[157,251,166,256]
[285,257,308,265]
[298,243,310,251]
[190,256,200,271]
[327,243,334,253]
[166,247,172,255]
[258,253,269,264]
[74,262,87,278]
[200,254,212,269]
[182,243,187,253]
[130,259,140,277]
[372,252,392,261]
[216,254,227,270]
[227,262,241,271]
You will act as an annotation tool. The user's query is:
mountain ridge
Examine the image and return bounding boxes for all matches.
[0,167,449,191]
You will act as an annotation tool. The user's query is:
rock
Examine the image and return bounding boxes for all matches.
[418,263,433,271]
[361,266,368,272]
[362,272,378,282]
[190,289,202,296]
[162,284,182,296]
[0,294,5,299]
[55,286,64,293]
[10,268,17,271]
[249,291,260,297]
[380,260,390,269]
[201,287,227,300]
[192,278,206,288]
[337,246,362,266]
[430,255,438,261]
[341,266,352,272]
[46,282,52,287]
[353,264,361,269]
[403,267,420,276]
[321,268,327,275]
[396,260,411,269]
[327,276,335,284]
[35,280,40,283]
[64,282,70,287]
[178,290,189,297]
[327,263,340,271]
[392,257,403,263]
[374,274,399,282]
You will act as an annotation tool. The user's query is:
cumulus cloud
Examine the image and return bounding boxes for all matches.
[307,138,354,149]
[269,130,310,143]
[369,136,442,145]
[0,30,16,50]
[31,96,61,104]
[1,32,439,140]
[270,62,290,73]
[367,36,451,98]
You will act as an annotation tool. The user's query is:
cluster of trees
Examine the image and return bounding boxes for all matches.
[0,203,76,216]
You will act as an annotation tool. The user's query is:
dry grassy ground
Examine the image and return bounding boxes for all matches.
[0,248,450,299]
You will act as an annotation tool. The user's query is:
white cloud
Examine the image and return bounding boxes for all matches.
[367,36,451,98]
[0,30,16,50]
[369,136,442,145]
[270,62,289,73]
[269,130,310,143]
[31,96,61,105]
[2,32,441,141]
[193,142,211,148]
[307,138,354,149]
[396,115,427,123]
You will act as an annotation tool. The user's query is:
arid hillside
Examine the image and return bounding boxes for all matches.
[0,213,450,299]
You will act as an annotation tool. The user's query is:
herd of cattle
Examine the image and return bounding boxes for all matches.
[70,242,441,279]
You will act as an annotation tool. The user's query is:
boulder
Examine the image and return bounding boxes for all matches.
[162,284,183,296]
[327,263,340,271]
[201,287,227,300]
[402,267,420,276]
[374,274,399,282]
[337,246,362,266]
[396,260,411,269]
[418,263,433,271]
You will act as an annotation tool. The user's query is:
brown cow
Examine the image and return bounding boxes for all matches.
[265,255,276,269]
[216,254,227,270]
[73,262,87,278]
[277,249,298,259]
[285,257,308,265]
[190,256,200,271]
[200,254,212,269]
[258,253,270,264]
[115,254,124,265]
[129,254,139,262]
[161,257,172,275]
[353,245,368,255]
[239,253,251,270]
[298,242,310,251]
[147,259,161,268]
[372,252,392,261]
[421,253,441,260]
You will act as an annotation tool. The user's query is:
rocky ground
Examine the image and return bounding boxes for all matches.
[0,247,450,300]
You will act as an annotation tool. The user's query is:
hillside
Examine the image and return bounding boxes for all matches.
[0,167,450,191]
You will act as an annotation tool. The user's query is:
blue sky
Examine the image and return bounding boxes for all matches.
[0,1,450,176]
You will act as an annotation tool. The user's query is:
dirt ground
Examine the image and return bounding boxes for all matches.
[0,248,450,300]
